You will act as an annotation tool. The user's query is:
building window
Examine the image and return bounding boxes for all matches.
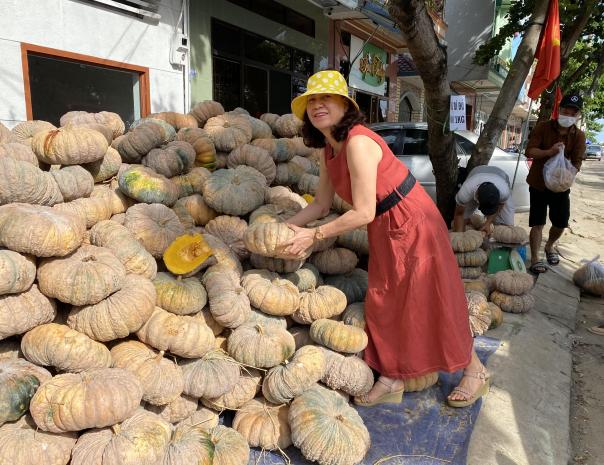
[21,43,150,128]
[211,19,314,117]
[226,0,315,38]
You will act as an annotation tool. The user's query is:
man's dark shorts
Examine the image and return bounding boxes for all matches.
[528,186,570,228]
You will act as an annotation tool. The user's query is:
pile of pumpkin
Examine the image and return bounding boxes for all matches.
[0,102,444,465]
[449,222,536,337]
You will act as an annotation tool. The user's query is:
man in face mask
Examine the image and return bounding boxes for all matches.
[525,93,586,274]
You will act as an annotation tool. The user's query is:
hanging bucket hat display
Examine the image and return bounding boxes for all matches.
[291,70,360,120]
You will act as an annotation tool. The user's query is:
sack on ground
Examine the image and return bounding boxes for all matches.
[573,255,604,296]
[543,145,577,192]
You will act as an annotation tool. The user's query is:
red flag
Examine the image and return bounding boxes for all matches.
[551,86,563,119]
[528,0,560,100]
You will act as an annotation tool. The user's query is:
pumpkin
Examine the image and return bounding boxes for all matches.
[0,415,77,465]
[205,115,253,151]
[337,228,369,255]
[289,325,313,349]
[189,100,225,126]
[70,409,171,465]
[243,222,308,260]
[488,302,504,329]
[176,407,220,431]
[117,122,167,162]
[492,225,528,244]
[455,248,488,267]
[460,266,482,280]
[111,340,184,406]
[173,167,211,197]
[274,114,302,138]
[201,369,262,411]
[205,215,249,260]
[260,112,280,129]
[118,164,179,206]
[310,319,368,354]
[0,285,56,340]
[245,307,288,329]
[494,270,534,295]
[250,138,294,163]
[405,372,439,392]
[320,348,373,396]
[490,290,535,314]
[149,111,198,130]
[341,302,365,329]
[37,245,125,305]
[180,349,241,399]
[463,278,490,298]
[9,120,56,147]
[0,142,39,166]
[233,398,291,451]
[310,248,358,275]
[332,194,353,213]
[0,359,51,426]
[136,306,215,358]
[293,285,347,324]
[227,144,276,185]
[0,249,36,295]
[53,196,113,228]
[265,185,307,210]
[202,166,266,215]
[284,262,323,291]
[30,368,143,432]
[0,157,63,206]
[228,322,295,368]
[175,194,217,227]
[153,272,207,315]
[248,203,300,225]
[166,424,250,465]
[67,273,155,342]
[449,230,484,252]
[90,220,157,279]
[162,234,214,276]
[466,291,492,336]
[275,161,303,186]
[145,394,198,423]
[21,323,112,372]
[177,127,217,168]
[91,180,133,214]
[201,265,251,328]
[250,253,303,273]
[50,165,94,201]
[241,269,300,316]
[63,122,112,145]
[0,338,22,360]
[0,204,84,257]
[262,345,326,404]
[60,110,125,138]
[142,141,196,178]
[81,146,121,182]
[203,233,243,275]
[297,173,319,196]
[573,260,604,296]
[289,384,370,465]
[124,202,185,258]
[289,136,314,156]
[32,127,108,165]
[195,306,225,336]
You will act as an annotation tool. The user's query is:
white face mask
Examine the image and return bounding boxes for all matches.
[558,115,577,128]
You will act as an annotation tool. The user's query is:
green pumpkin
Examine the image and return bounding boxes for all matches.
[0,359,51,425]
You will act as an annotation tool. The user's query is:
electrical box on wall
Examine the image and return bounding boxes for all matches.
[170,33,189,67]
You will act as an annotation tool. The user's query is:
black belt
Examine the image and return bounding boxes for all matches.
[375,172,416,216]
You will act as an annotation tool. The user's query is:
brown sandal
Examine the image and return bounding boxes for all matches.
[447,366,490,408]
[354,377,405,407]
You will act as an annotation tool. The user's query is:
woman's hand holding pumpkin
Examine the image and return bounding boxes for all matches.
[283,224,316,258]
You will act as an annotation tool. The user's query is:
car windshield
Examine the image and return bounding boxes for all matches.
[586,146,601,153]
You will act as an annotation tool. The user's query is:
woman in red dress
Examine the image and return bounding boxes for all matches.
[284,70,490,407]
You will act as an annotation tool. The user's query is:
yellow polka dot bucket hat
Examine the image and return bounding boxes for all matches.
[291,70,359,120]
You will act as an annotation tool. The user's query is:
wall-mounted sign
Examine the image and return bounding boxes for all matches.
[349,36,387,96]
[450,95,467,131]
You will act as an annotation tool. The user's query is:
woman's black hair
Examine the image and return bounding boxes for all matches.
[301,102,366,148]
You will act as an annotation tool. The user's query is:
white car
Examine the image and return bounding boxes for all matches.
[369,122,531,212]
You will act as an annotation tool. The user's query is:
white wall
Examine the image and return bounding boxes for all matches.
[0,0,186,128]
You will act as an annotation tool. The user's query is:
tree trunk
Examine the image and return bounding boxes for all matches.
[536,0,597,122]
[466,0,550,171]
[388,0,458,224]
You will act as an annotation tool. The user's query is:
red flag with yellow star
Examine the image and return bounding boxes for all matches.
[528,0,560,100]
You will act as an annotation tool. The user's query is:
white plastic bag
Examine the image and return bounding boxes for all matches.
[573,256,604,296]
[543,144,577,192]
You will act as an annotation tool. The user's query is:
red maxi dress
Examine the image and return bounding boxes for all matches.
[325,125,473,379]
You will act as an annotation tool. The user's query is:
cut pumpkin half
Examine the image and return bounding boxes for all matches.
[163,233,214,275]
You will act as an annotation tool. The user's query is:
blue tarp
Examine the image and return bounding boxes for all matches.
[239,336,501,465]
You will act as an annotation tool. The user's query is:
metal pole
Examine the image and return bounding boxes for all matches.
[511,97,533,189]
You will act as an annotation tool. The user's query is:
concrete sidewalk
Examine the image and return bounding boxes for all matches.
[468,267,580,465]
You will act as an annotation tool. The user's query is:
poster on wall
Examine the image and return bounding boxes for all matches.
[349,36,388,96]
[450,95,467,131]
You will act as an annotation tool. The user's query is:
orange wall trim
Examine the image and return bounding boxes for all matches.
[20,42,151,120]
